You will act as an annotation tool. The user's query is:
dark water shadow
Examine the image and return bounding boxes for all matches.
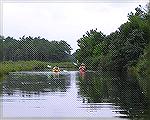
[77,70,150,119]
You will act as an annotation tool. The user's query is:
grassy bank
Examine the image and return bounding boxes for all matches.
[0,60,76,77]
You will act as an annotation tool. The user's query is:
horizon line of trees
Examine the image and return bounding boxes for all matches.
[0,35,73,62]
[76,3,150,71]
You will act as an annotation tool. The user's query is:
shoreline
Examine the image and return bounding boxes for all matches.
[0,60,76,79]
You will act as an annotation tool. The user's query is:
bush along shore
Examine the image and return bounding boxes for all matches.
[0,60,76,77]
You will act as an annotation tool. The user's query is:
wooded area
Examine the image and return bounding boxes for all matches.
[0,36,72,62]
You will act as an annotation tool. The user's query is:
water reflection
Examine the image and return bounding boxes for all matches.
[2,72,71,97]
[0,71,150,119]
[77,71,150,119]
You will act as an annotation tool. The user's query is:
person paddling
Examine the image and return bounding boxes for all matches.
[52,66,60,72]
[79,63,86,72]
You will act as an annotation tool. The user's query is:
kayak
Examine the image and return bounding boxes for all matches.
[52,66,60,72]
[52,69,60,72]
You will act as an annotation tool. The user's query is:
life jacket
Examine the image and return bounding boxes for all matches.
[52,67,60,72]
[79,67,86,72]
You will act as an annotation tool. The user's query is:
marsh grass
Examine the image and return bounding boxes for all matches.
[0,60,76,78]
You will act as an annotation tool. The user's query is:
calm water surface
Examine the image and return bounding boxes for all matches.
[0,70,150,119]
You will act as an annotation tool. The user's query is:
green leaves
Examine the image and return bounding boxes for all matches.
[76,29,106,65]
[1,35,72,62]
[76,3,150,71]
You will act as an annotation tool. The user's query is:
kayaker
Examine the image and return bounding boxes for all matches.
[52,66,60,72]
[79,63,86,72]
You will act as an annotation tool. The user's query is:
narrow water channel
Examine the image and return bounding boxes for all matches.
[0,71,150,119]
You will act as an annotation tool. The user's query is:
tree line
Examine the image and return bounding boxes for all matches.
[0,35,72,62]
[76,3,150,71]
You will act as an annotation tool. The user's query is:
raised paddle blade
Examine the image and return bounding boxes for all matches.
[47,65,51,68]
[73,62,78,66]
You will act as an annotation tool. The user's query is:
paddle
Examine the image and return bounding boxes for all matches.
[47,65,51,68]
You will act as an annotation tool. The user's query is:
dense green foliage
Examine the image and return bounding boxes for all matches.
[129,40,150,101]
[76,4,150,71]
[133,42,150,76]
[0,35,72,62]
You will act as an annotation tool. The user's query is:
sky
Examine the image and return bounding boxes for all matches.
[2,0,149,53]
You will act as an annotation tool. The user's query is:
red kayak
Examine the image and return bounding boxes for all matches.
[79,64,86,77]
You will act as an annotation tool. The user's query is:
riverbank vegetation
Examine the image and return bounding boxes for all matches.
[0,33,76,77]
[134,42,150,76]
[0,60,76,77]
[76,3,150,73]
